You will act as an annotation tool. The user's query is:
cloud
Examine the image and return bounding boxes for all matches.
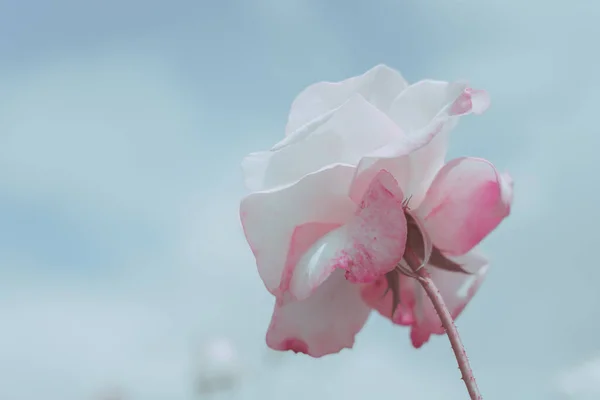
[0,43,216,399]
[558,357,600,399]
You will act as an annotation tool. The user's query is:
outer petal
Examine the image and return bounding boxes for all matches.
[285,64,409,136]
[399,84,490,207]
[417,157,513,256]
[242,95,404,192]
[240,165,356,294]
[410,252,489,348]
[388,80,490,134]
[266,270,371,357]
[349,82,490,206]
[288,169,407,300]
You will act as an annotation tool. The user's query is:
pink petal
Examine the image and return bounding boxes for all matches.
[287,169,408,300]
[360,273,417,326]
[266,270,371,357]
[363,252,488,348]
[417,157,513,256]
[285,64,408,136]
[242,95,404,192]
[410,252,488,348]
[240,165,356,294]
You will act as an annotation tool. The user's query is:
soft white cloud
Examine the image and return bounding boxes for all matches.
[0,279,189,399]
[558,358,600,399]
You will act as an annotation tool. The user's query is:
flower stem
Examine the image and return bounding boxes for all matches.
[414,267,482,400]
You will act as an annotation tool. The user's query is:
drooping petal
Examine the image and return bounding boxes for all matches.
[417,157,513,256]
[349,82,490,206]
[410,252,489,348]
[360,271,417,326]
[362,252,488,348]
[288,169,408,300]
[242,95,404,192]
[266,270,371,357]
[240,165,356,294]
[285,64,409,136]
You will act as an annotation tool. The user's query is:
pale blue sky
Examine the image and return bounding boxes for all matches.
[0,1,598,399]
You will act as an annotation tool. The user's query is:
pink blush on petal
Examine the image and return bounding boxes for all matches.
[266,270,371,357]
[450,88,490,116]
[410,327,431,349]
[280,338,309,354]
[395,310,415,325]
[420,157,511,256]
[454,180,506,255]
[342,169,407,283]
[339,243,378,283]
[360,276,416,325]
[450,91,473,116]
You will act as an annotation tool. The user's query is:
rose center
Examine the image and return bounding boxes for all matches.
[382,209,467,316]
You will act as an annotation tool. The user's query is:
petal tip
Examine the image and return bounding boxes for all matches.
[469,88,491,115]
[410,328,430,349]
[278,337,310,355]
[449,87,490,116]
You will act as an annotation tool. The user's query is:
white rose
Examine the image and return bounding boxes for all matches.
[240,64,511,356]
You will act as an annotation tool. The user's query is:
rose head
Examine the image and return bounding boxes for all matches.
[240,65,513,357]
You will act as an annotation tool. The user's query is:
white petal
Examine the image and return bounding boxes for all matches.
[388,80,467,133]
[240,164,356,293]
[242,95,404,192]
[266,270,371,357]
[285,64,409,136]
[351,80,489,206]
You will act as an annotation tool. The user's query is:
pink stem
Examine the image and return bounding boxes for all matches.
[414,267,482,400]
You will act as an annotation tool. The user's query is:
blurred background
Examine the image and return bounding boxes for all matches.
[0,0,598,399]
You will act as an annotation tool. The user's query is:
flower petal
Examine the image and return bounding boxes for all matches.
[266,270,371,357]
[360,271,417,326]
[450,88,491,116]
[350,82,489,206]
[410,252,488,348]
[389,80,490,134]
[241,95,403,192]
[390,81,490,205]
[285,64,409,136]
[240,165,356,294]
[417,157,513,255]
[287,169,408,300]
[362,252,488,348]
